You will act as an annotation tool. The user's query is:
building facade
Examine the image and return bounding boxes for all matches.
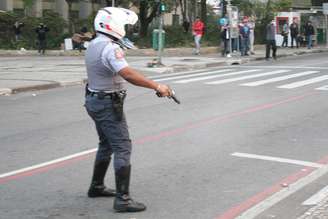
[0,0,97,20]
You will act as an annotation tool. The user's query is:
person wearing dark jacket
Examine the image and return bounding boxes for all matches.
[13,21,24,41]
[265,20,277,60]
[304,21,315,49]
[290,19,299,48]
[35,23,49,55]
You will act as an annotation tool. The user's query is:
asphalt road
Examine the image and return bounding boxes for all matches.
[1,53,328,219]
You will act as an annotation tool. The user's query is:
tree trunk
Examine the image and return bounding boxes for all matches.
[68,2,72,34]
[139,1,149,37]
[200,0,207,25]
[179,0,187,22]
[139,1,160,37]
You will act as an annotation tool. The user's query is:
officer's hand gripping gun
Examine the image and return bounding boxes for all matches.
[156,87,181,104]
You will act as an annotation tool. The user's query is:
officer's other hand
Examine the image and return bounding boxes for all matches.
[155,84,172,97]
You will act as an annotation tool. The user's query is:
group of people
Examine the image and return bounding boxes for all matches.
[192,15,316,60]
[219,16,256,57]
[13,22,49,55]
[281,19,315,49]
[192,16,256,57]
[266,18,315,61]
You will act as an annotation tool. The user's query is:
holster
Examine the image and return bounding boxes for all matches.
[112,91,126,121]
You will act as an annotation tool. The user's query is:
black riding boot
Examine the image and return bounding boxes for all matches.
[88,159,116,198]
[113,165,146,212]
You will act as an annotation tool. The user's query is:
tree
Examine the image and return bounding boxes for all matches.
[65,0,78,34]
[200,0,207,25]
[22,0,35,16]
[138,0,160,37]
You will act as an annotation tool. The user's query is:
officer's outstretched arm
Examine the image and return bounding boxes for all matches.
[119,66,171,97]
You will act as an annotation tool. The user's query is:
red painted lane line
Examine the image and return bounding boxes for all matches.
[135,92,315,145]
[215,154,328,219]
[0,92,315,184]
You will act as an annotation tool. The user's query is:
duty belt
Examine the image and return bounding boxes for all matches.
[87,90,126,100]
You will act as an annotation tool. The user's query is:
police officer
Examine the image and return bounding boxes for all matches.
[84,7,172,212]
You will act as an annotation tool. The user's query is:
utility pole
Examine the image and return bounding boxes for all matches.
[157,13,164,65]
[227,0,232,56]
[112,0,115,7]
[324,3,328,48]
[156,1,165,66]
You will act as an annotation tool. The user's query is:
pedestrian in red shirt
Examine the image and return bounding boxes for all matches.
[192,16,205,55]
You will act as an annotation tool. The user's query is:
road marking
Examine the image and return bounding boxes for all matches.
[315,85,328,91]
[153,69,233,82]
[302,185,328,206]
[148,68,217,79]
[278,75,328,89]
[206,70,291,85]
[237,65,328,70]
[0,92,315,184]
[174,69,260,83]
[231,152,323,168]
[0,148,97,180]
[232,163,328,219]
[241,71,320,87]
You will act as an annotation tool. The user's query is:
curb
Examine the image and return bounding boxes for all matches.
[0,80,87,95]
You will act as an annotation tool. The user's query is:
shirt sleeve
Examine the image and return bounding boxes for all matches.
[101,43,128,74]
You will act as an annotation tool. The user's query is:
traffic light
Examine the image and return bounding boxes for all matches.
[160,3,166,13]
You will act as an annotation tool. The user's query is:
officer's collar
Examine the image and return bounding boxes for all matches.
[97,32,135,50]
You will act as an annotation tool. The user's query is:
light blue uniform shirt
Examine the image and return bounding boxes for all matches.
[85,34,128,92]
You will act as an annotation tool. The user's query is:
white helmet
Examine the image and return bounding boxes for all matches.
[94,7,138,40]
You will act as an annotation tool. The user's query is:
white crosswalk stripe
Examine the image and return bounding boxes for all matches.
[316,85,328,91]
[153,67,328,91]
[241,71,320,87]
[278,75,328,89]
[205,70,291,85]
[154,69,233,82]
[174,69,260,84]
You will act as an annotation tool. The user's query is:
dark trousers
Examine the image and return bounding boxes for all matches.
[221,39,229,56]
[266,40,277,59]
[38,39,46,54]
[240,37,250,56]
[85,95,132,171]
[281,35,288,47]
[291,35,299,48]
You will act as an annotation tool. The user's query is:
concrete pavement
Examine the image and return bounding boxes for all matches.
[0,45,327,95]
[1,48,328,219]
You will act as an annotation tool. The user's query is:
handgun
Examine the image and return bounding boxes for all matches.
[156,88,181,104]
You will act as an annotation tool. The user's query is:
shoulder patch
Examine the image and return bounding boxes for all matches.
[115,48,124,59]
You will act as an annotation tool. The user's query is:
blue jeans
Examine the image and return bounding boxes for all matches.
[85,95,132,171]
[306,35,312,49]
[240,37,250,56]
[194,35,202,53]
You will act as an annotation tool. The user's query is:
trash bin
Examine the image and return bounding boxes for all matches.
[152,29,165,51]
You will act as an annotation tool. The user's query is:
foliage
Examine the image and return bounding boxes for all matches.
[0,10,68,49]
[133,12,221,49]
[22,0,34,9]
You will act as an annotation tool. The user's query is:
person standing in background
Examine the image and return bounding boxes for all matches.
[249,16,256,55]
[290,18,299,48]
[265,19,277,60]
[13,21,24,41]
[239,17,251,56]
[35,23,49,55]
[192,16,205,55]
[304,21,315,49]
[281,21,289,48]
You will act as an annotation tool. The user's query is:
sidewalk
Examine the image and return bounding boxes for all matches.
[0,45,327,96]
